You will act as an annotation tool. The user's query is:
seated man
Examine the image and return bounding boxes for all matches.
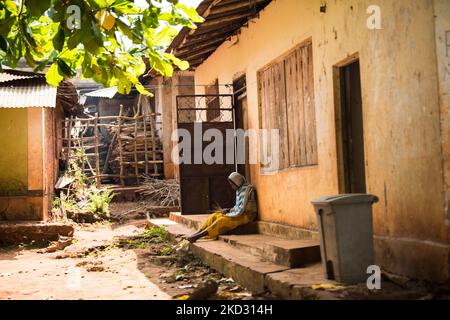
[186,172,257,243]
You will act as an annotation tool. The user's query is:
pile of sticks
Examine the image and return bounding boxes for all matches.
[138,176,180,207]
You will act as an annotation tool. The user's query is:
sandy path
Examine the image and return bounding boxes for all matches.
[0,223,170,300]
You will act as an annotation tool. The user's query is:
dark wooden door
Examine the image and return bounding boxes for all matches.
[338,60,366,193]
[176,95,236,214]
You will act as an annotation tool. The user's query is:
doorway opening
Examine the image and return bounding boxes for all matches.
[233,75,251,183]
[335,59,366,194]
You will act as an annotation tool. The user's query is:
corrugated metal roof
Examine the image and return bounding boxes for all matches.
[0,72,40,83]
[0,69,57,108]
[84,86,117,99]
[168,0,272,70]
[0,84,57,108]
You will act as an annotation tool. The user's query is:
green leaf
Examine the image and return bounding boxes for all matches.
[46,62,63,86]
[52,27,65,51]
[57,59,75,77]
[25,0,51,17]
[0,35,8,51]
[153,26,178,47]
[176,3,204,23]
[34,59,50,73]
[148,51,173,77]
[4,0,18,16]
[116,19,141,44]
[117,78,132,94]
[135,82,151,96]
[112,0,140,15]
[0,0,204,90]
[164,53,189,71]
[90,21,103,46]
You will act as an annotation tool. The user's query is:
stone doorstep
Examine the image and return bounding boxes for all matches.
[148,218,331,298]
[169,212,320,240]
[220,234,321,268]
[169,212,321,268]
[0,221,74,245]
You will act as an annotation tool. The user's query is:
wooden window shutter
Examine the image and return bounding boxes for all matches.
[258,40,318,172]
[285,41,318,167]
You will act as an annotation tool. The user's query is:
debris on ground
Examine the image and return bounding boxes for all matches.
[108,200,179,224]
[119,225,271,300]
[137,177,180,207]
[311,283,346,291]
[183,279,219,300]
[37,236,75,254]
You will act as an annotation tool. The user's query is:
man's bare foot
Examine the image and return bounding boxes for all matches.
[186,236,197,243]
[185,230,208,243]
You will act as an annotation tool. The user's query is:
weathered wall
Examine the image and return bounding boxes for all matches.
[194,0,449,281]
[43,107,62,221]
[434,0,450,226]
[0,108,28,196]
[157,71,195,180]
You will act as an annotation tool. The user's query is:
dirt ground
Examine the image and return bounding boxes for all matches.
[0,203,265,300]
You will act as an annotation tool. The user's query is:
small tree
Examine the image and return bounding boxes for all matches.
[0,0,203,94]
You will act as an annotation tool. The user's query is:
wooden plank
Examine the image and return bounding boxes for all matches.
[94,115,101,187]
[257,71,266,168]
[285,51,301,167]
[118,106,125,186]
[143,114,149,175]
[148,114,158,175]
[273,61,289,169]
[133,116,140,183]
[265,66,273,169]
[66,116,73,161]
[102,132,117,174]
[263,67,273,169]
[295,47,308,166]
[301,43,318,165]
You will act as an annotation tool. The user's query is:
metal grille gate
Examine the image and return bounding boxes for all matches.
[176,95,236,214]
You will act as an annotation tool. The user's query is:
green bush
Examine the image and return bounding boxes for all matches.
[144,226,169,243]
[89,187,115,214]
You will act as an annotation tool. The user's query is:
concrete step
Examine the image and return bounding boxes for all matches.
[147,217,329,298]
[220,234,321,268]
[168,212,321,267]
[0,221,74,245]
[148,218,287,293]
[169,212,319,240]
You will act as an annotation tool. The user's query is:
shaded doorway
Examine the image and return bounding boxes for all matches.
[335,60,366,193]
[233,75,251,183]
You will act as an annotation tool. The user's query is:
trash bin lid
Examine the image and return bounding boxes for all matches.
[311,194,379,205]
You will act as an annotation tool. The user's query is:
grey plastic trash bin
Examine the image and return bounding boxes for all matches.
[311,194,379,284]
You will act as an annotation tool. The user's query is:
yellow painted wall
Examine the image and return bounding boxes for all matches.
[194,0,449,281]
[0,108,28,196]
[0,107,48,221]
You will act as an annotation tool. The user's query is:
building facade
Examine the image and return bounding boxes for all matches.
[172,0,450,282]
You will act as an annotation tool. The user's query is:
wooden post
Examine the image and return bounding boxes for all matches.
[102,131,117,174]
[67,116,73,162]
[133,114,140,184]
[94,113,101,187]
[143,113,149,176]
[148,113,157,175]
[118,105,125,186]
